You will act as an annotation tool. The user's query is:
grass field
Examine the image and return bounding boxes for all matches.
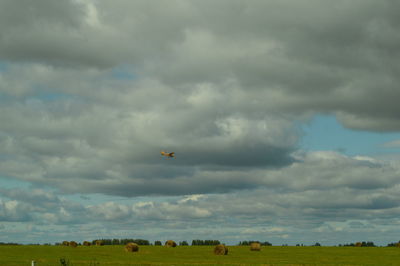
[0,245,399,265]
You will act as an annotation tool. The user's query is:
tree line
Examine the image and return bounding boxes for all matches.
[92,239,150,245]
[88,239,222,246]
[14,239,400,247]
[238,241,272,246]
[338,241,376,247]
[191,239,221,246]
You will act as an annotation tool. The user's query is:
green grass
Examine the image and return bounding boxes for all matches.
[0,245,399,265]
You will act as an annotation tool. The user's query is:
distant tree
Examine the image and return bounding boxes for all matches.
[192,239,204,246]
[118,239,149,245]
[350,241,375,247]
[340,243,355,247]
[238,240,271,246]
[192,239,220,246]
[0,242,19,245]
[112,239,120,245]
[179,241,189,246]
[314,242,321,246]
[135,239,150,245]
[365,241,375,247]
[92,239,109,245]
[205,240,220,245]
[261,241,272,246]
[154,241,162,246]
[120,239,132,245]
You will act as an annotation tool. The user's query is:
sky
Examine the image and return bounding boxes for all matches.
[1,0,400,246]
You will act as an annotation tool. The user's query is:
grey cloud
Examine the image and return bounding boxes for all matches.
[88,202,132,221]
[1,170,400,245]
[0,188,60,208]
[1,0,399,138]
[1,96,399,198]
[16,152,400,219]
[0,188,88,225]
[0,0,84,28]
[0,0,189,68]
[0,69,300,195]
[0,199,32,222]
[265,152,400,192]
[0,0,96,66]
[2,1,400,245]
[131,201,212,220]
[143,0,400,131]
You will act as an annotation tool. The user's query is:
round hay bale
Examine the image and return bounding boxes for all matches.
[62,241,69,246]
[250,242,261,251]
[165,240,177,247]
[95,240,104,246]
[69,241,78,247]
[125,242,139,252]
[214,244,228,255]
[355,242,362,247]
[83,241,91,246]
[395,242,400,248]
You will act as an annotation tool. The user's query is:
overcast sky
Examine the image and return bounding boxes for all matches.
[1,0,400,245]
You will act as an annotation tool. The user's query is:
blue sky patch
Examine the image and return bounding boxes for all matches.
[301,115,400,156]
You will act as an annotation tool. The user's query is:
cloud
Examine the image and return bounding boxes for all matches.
[1,152,400,244]
[0,66,300,196]
[0,0,399,198]
[1,0,400,244]
[1,1,398,130]
[20,152,400,222]
[0,199,32,222]
[0,0,117,67]
[0,188,61,210]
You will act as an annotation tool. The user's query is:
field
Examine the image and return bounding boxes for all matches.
[1,245,399,265]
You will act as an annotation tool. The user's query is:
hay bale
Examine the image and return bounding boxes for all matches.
[69,241,78,247]
[355,242,362,247]
[250,242,261,251]
[95,240,104,246]
[83,241,91,246]
[214,244,228,255]
[125,242,139,252]
[395,242,400,248]
[165,240,177,247]
[62,241,69,246]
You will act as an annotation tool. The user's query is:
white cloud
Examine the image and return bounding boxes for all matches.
[178,194,207,203]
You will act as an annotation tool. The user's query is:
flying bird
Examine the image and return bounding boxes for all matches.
[161,151,175,158]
